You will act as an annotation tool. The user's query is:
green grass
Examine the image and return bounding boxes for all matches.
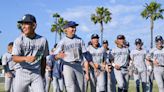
[0,80,158,92]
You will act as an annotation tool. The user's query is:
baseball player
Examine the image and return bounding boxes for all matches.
[12,14,49,92]
[83,41,99,92]
[44,51,53,92]
[87,34,106,92]
[130,38,147,92]
[148,35,164,92]
[102,40,116,92]
[111,35,130,92]
[47,45,65,92]
[53,21,90,92]
[2,42,15,92]
[145,50,154,92]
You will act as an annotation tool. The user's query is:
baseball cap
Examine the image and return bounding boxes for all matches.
[125,41,130,46]
[117,35,125,39]
[135,38,143,45]
[103,40,108,44]
[18,14,36,23]
[8,42,13,46]
[155,35,163,42]
[63,21,78,29]
[91,34,99,39]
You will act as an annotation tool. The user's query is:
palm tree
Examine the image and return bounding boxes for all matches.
[141,1,164,48]
[51,13,67,44]
[91,7,112,44]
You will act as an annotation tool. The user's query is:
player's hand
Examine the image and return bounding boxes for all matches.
[46,66,52,71]
[106,64,112,72]
[154,58,159,66]
[26,56,36,62]
[85,73,89,81]
[101,64,106,71]
[115,64,120,70]
[56,51,65,59]
[5,72,12,78]
[95,70,100,77]
[48,77,53,81]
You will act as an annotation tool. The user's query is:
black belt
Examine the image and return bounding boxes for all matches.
[159,65,164,67]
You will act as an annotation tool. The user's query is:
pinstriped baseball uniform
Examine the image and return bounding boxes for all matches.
[105,50,116,92]
[44,55,52,92]
[12,34,49,92]
[52,59,64,92]
[111,47,130,91]
[87,45,106,92]
[149,47,164,92]
[130,49,147,92]
[53,35,87,92]
[2,52,16,92]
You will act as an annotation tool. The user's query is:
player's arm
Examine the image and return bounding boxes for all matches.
[2,54,10,73]
[41,57,46,78]
[41,40,49,78]
[12,55,36,63]
[12,39,36,63]
[53,41,65,60]
[83,61,89,81]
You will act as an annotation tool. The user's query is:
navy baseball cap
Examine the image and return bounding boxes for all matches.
[117,35,125,39]
[63,21,78,29]
[135,38,143,45]
[91,34,99,39]
[18,14,36,23]
[125,41,130,46]
[155,35,163,42]
[103,40,108,44]
[8,42,13,46]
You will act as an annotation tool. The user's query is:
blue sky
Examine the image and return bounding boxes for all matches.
[0,0,164,56]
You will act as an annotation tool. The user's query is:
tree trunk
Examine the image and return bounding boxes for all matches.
[55,17,58,44]
[100,22,104,45]
[59,32,62,40]
[150,19,154,49]
[55,31,57,44]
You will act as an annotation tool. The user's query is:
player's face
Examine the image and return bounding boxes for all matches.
[117,39,124,46]
[21,22,35,36]
[136,44,142,49]
[65,26,76,37]
[156,41,163,48]
[103,43,108,49]
[91,38,99,47]
[8,45,13,53]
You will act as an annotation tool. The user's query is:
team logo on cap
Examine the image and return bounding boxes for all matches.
[22,16,26,20]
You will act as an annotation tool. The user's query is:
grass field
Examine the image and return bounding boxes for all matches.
[0,80,158,92]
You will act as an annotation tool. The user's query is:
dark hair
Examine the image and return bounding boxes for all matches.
[54,44,58,48]
[8,42,13,46]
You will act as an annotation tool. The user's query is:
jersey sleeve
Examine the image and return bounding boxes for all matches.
[81,40,87,53]
[2,54,7,65]
[53,40,64,55]
[103,48,107,62]
[43,40,49,58]
[108,53,114,63]
[130,50,134,61]
[12,38,22,56]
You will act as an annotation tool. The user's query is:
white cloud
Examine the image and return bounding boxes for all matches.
[79,24,91,32]
[44,4,164,49]
[60,6,95,20]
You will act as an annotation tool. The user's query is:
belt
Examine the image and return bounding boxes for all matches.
[159,65,164,67]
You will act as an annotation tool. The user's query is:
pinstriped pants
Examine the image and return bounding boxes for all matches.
[14,69,45,92]
[63,62,84,92]
[154,66,164,92]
